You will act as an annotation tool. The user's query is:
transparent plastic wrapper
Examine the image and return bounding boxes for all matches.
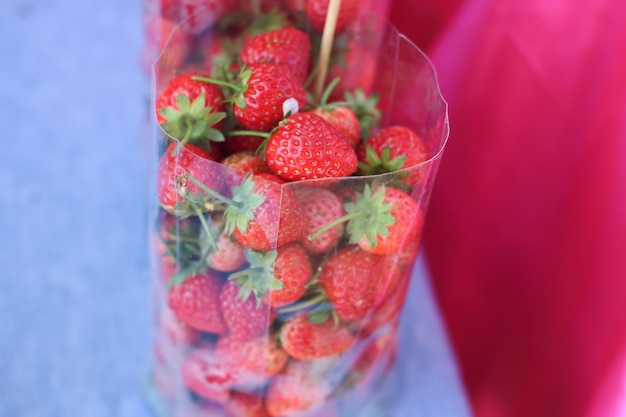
[146,4,449,417]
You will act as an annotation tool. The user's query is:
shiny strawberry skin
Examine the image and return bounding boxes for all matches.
[280,315,356,360]
[357,187,422,255]
[219,280,275,342]
[233,63,307,132]
[305,0,360,32]
[168,271,227,334]
[240,27,311,83]
[357,126,429,184]
[216,334,288,383]
[295,187,346,254]
[232,174,307,251]
[156,142,223,213]
[310,106,361,149]
[265,112,358,181]
[318,246,383,322]
[155,72,225,125]
[261,243,312,307]
[224,392,269,417]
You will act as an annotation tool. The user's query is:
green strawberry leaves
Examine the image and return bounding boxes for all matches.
[160,92,226,148]
[358,144,407,175]
[344,88,381,139]
[228,249,283,304]
[344,185,396,248]
[223,175,266,235]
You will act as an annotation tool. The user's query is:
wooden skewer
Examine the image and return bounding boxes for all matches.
[314,0,342,100]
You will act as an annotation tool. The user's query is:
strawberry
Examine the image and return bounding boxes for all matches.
[353,186,421,255]
[265,112,358,181]
[207,232,247,272]
[224,392,269,417]
[181,344,237,404]
[215,334,288,385]
[266,360,332,417]
[310,105,361,149]
[179,0,234,34]
[224,132,267,154]
[168,271,228,334]
[194,63,307,132]
[229,243,312,307]
[357,126,429,185]
[310,184,421,255]
[219,280,275,341]
[225,173,307,251]
[156,73,226,149]
[221,151,270,175]
[360,275,410,336]
[305,0,360,33]
[328,42,378,103]
[280,315,356,360]
[318,246,383,322]
[240,27,311,83]
[295,187,345,254]
[157,142,225,216]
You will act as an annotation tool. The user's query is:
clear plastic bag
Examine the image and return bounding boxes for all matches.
[146,3,449,416]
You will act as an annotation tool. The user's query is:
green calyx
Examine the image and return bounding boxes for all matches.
[192,68,251,110]
[183,172,265,238]
[344,184,396,248]
[308,184,395,249]
[223,175,265,236]
[160,93,226,149]
[228,249,283,305]
[344,88,381,139]
[358,144,407,175]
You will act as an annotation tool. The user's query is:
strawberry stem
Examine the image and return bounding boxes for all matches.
[171,119,195,156]
[226,130,270,138]
[278,291,327,314]
[192,76,242,92]
[307,212,365,241]
[185,172,237,207]
[191,205,219,253]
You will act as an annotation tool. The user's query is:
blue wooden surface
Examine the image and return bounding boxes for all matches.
[0,1,472,416]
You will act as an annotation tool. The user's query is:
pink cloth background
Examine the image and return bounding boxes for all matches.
[389,1,626,417]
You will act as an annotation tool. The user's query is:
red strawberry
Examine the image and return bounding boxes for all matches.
[194,63,307,132]
[266,360,332,417]
[179,0,233,34]
[313,184,421,255]
[156,73,226,148]
[240,27,311,83]
[328,42,377,102]
[225,173,307,251]
[295,187,345,254]
[224,132,266,154]
[224,392,269,417]
[318,246,383,322]
[168,271,227,334]
[357,126,429,185]
[360,275,410,336]
[230,243,312,307]
[207,232,247,272]
[280,315,356,360]
[310,106,361,149]
[305,0,360,33]
[219,280,275,341]
[265,112,358,181]
[180,344,237,404]
[157,142,224,215]
[221,151,270,175]
[354,186,421,255]
[216,334,288,385]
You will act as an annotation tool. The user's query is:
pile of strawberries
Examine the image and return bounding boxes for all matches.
[148,1,437,416]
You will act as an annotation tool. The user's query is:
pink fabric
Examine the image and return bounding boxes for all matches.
[390,1,626,417]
